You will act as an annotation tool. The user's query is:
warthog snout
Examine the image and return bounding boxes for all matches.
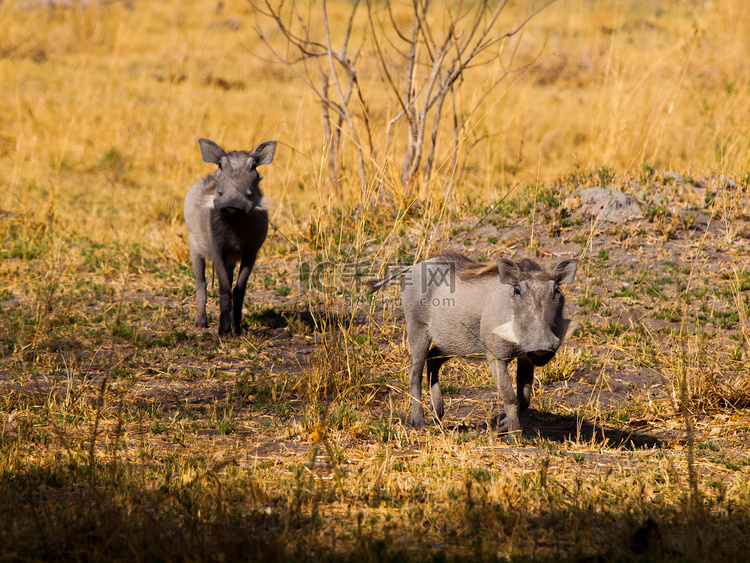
[526,348,557,367]
[216,203,251,216]
[524,331,562,366]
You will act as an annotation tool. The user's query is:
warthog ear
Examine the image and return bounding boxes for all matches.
[561,319,582,341]
[551,259,578,285]
[493,321,520,345]
[496,258,521,285]
[250,141,277,167]
[199,138,227,165]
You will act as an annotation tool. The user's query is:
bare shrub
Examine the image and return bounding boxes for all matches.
[251,0,556,201]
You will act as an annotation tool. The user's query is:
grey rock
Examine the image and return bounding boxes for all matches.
[661,171,685,184]
[578,187,643,223]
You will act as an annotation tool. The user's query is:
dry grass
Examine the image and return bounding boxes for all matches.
[1,0,750,560]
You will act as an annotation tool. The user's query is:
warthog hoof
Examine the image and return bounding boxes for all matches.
[492,413,522,443]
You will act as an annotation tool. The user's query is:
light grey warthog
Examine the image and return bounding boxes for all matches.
[184,138,277,335]
[369,251,579,438]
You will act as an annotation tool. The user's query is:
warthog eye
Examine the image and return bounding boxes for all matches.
[513,285,521,296]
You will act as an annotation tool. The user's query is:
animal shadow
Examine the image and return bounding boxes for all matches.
[524,409,663,449]
[451,409,662,450]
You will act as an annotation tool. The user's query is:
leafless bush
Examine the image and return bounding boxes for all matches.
[251,0,556,201]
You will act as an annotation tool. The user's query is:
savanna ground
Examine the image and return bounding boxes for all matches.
[2,0,750,560]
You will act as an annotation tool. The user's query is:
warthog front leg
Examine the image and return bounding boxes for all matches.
[232,254,257,335]
[215,257,235,336]
[426,346,449,421]
[516,357,534,418]
[489,356,522,441]
[407,332,431,429]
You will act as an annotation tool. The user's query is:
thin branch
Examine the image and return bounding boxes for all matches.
[260,0,326,56]
[341,0,360,59]
[413,0,437,63]
[387,0,411,43]
[367,0,412,124]
[458,0,506,55]
[499,0,557,42]
[423,83,448,182]
[322,0,367,191]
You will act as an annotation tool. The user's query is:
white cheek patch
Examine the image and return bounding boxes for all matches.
[561,319,582,341]
[256,196,274,211]
[201,180,217,209]
[492,321,520,345]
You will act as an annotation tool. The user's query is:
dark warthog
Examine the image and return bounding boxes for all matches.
[370,251,579,439]
[184,138,277,335]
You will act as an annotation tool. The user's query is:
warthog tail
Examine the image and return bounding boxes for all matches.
[367,267,410,294]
